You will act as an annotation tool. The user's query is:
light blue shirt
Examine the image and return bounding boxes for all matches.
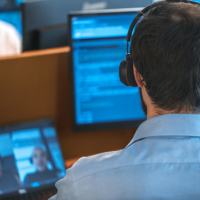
[49,114,200,200]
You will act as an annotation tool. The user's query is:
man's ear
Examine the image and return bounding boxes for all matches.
[133,66,143,88]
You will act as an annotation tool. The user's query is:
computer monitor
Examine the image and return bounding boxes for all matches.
[21,0,69,51]
[69,8,146,131]
[21,0,153,51]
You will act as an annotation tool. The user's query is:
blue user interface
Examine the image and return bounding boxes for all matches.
[0,120,66,195]
[71,13,146,125]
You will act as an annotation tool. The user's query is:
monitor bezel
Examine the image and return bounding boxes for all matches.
[68,8,146,132]
[0,118,65,198]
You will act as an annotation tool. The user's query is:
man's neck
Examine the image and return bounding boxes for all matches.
[140,86,194,120]
[147,106,193,120]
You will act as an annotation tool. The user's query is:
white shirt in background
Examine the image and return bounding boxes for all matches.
[0,20,21,57]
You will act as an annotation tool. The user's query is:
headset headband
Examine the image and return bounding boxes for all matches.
[119,0,200,87]
[126,0,200,54]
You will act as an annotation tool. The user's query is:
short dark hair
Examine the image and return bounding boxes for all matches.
[131,2,200,113]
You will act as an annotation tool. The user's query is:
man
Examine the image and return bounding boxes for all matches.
[24,147,58,186]
[0,155,20,194]
[50,2,200,199]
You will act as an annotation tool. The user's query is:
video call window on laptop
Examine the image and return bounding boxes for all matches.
[0,119,66,198]
[69,8,146,131]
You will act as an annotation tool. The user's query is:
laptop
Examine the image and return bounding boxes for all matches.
[0,119,66,200]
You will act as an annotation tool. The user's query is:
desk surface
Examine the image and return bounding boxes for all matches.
[65,157,80,168]
[0,46,70,61]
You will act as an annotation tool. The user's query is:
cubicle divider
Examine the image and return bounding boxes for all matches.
[0,47,136,161]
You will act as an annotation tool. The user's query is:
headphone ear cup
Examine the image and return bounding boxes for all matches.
[29,154,49,164]
[119,59,137,87]
[119,59,129,86]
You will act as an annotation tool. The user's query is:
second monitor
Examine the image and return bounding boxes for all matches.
[69,8,146,131]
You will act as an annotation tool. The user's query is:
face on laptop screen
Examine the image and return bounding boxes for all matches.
[0,119,66,195]
[71,12,146,126]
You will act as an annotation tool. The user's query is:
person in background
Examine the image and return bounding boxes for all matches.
[24,147,58,187]
[0,20,21,57]
[0,155,20,194]
[49,1,200,200]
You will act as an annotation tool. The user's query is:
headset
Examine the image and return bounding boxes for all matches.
[119,0,200,87]
[29,148,49,164]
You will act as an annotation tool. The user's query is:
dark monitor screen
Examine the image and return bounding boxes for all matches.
[69,8,146,131]
[21,0,153,51]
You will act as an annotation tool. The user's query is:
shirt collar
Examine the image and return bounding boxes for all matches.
[127,114,200,147]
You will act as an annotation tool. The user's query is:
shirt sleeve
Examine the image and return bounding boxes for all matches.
[48,169,78,200]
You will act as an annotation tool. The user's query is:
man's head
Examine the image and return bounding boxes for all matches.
[31,147,48,172]
[131,2,200,117]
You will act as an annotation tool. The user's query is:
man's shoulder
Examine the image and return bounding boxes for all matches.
[70,149,127,182]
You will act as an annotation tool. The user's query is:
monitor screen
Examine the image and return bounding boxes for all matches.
[0,119,66,196]
[69,9,146,131]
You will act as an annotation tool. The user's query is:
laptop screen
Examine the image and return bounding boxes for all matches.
[0,119,66,195]
[69,8,146,131]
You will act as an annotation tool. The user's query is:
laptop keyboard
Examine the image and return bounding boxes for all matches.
[2,187,57,200]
